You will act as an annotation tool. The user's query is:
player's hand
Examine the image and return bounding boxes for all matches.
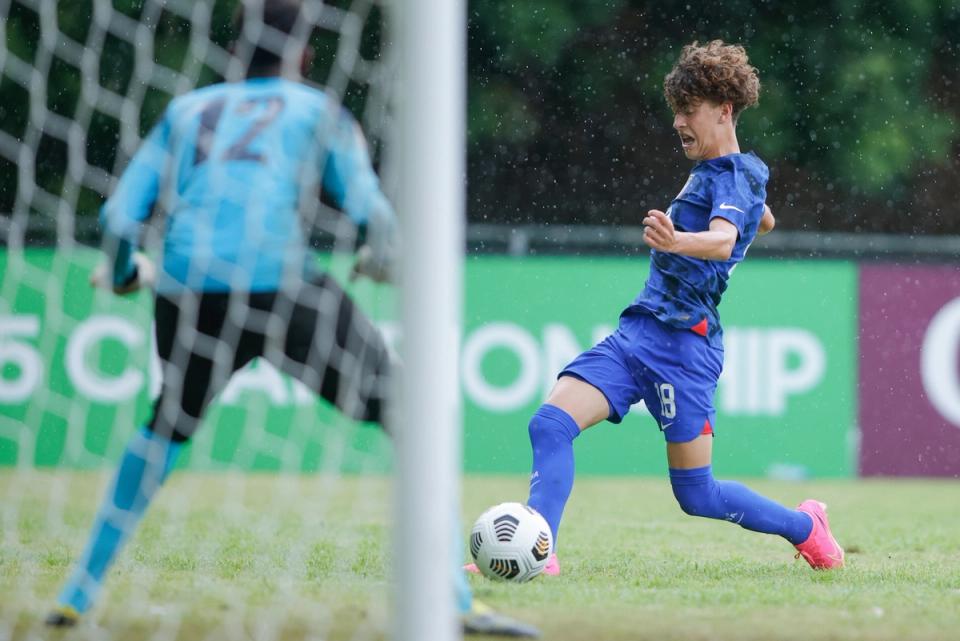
[90,253,156,295]
[349,244,393,284]
[642,209,679,252]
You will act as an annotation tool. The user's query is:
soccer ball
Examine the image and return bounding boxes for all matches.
[469,502,553,582]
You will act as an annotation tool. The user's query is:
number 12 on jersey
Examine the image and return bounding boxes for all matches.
[194,96,286,166]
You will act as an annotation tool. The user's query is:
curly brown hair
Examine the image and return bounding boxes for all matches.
[664,40,760,122]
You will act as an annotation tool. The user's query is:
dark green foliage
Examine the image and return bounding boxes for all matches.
[0,0,391,235]
[468,0,960,234]
[1,0,958,236]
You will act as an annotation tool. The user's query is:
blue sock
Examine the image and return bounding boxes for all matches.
[669,466,813,545]
[526,404,580,547]
[57,426,182,613]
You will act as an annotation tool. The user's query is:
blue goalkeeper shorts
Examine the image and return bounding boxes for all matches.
[559,308,723,443]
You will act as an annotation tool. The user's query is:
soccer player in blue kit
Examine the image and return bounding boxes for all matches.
[46,1,538,636]
[521,41,843,575]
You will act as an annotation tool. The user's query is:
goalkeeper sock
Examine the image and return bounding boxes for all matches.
[669,466,813,545]
[57,426,182,614]
[526,404,580,546]
[453,509,472,614]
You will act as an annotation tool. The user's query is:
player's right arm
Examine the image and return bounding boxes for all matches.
[643,209,738,261]
[321,108,398,283]
[96,115,171,293]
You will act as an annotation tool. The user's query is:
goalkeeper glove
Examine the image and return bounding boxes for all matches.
[349,244,394,284]
[90,252,156,295]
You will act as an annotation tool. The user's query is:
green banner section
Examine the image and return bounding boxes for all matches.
[463,257,857,478]
[1,250,857,477]
[0,249,393,474]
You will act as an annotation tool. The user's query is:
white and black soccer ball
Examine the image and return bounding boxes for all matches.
[469,502,553,582]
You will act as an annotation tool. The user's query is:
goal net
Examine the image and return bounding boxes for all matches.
[0,1,462,639]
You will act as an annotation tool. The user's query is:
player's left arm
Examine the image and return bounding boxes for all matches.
[93,115,171,294]
[643,209,738,261]
[322,110,398,283]
[758,204,775,235]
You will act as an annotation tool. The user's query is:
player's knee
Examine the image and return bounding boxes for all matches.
[669,468,723,518]
[527,411,549,443]
[672,485,715,517]
[146,399,197,444]
[528,405,580,446]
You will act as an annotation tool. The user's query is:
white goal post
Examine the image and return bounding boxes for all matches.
[394,1,466,640]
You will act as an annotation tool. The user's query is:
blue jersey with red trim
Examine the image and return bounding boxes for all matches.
[629,152,768,348]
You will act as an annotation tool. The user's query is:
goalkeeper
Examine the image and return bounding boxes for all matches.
[47,0,537,637]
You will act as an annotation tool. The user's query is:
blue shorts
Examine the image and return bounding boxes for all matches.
[560,309,723,443]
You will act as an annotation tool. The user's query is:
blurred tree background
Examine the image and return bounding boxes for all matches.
[1,0,958,238]
[467,0,960,234]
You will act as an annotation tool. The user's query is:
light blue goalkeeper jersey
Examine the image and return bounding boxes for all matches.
[101,77,394,293]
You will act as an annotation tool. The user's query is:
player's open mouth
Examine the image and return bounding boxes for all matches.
[679,133,695,148]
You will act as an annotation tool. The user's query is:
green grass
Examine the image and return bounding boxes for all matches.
[2,471,960,640]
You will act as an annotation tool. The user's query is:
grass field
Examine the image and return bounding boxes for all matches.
[2,470,959,640]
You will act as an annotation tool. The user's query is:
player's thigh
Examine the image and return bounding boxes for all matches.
[275,275,389,373]
[659,351,720,469]
[666,434,714,469]
[552,328,646,429]
[628,321,722,447]
[273,275,390,421]
[149,292,234,440]
[545,375,610,431]
[638,364,717,441]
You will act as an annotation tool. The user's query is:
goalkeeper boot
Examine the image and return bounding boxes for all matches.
[794,500,845,570]
[463,600,541,638]
[44,605,80,628]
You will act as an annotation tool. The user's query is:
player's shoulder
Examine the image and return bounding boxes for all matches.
[732,151,768,182]
[262,78,331,105]
[167,82,229,113]
[702,152,767,176]
[165,79,334,115]
[268,81,354,129]
[702,152,768,192]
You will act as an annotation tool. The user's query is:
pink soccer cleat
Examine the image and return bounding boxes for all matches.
[542,553,560,576]
[794,500,845,570]
[464,553,561,577]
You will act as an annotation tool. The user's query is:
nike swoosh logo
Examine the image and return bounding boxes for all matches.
[661,422,673,430]
[813,510,845,564]
[718,203,745,213]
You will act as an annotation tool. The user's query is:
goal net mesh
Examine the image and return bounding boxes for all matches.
[0,1,404,639]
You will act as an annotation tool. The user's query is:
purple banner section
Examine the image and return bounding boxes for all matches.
[859,264,960,477]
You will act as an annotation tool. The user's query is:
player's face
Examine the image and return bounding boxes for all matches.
[672,100,727,161]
